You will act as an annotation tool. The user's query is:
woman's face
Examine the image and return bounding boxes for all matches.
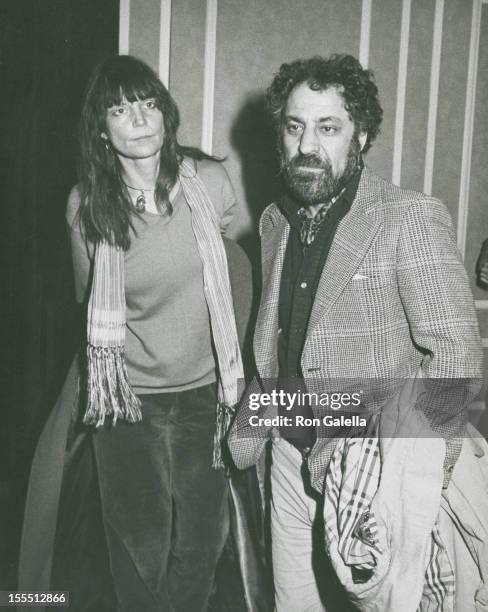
[102,96,164,160]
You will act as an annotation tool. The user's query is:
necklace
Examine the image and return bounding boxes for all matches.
[123,183,155,213]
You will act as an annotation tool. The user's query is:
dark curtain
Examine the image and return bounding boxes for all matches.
[0,0,119,587]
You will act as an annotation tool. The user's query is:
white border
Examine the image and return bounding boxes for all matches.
[119,0,131,55]
[159,0,172,86]
[359,0,372,68]
[423,0,444,195]
[457,0,482,258]
[392,0,411,186]
[201,0,218,154]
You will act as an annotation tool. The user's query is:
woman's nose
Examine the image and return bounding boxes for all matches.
[131,104,147,127]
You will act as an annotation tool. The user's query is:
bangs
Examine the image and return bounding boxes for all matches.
[97,58,162,109]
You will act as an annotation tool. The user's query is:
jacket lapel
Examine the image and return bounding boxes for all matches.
[253,208,289,378]
[306,168,383,336]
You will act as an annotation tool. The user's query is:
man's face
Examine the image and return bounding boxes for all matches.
[281,83,366,206]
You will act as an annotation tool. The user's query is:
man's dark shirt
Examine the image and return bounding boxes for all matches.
[277,166,363,449]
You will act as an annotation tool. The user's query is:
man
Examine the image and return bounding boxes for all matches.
[229,55,483,610]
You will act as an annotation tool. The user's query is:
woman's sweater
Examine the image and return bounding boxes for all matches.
[66,158,236,394]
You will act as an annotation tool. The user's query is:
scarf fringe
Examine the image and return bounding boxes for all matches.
[212,401,235,469]
[84,345,142,427]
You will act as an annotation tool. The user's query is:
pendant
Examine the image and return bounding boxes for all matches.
[134,192,146,213]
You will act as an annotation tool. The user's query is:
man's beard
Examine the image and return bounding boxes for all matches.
[280,137,361,206]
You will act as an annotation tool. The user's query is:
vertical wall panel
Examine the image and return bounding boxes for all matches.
[467,5,488,303]
[119,0,131,55]
[423,0,445,195]
[366,0,402,180]
[392,0,412,186]
[159,0,172,85]
[201,0,218,153]
[457,0,482,258]
[359,0,373,68]
[129,0,160,72]
[169,0,206,147]
[432,0,472,224]
[402,0,436,191]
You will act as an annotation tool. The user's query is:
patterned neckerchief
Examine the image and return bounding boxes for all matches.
[297,189,345,246]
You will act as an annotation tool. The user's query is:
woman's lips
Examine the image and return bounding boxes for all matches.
[132,134,154,141]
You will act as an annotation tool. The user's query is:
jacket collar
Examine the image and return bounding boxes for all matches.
[306,167,383,336]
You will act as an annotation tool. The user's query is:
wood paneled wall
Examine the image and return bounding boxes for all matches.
[120,0,488,366]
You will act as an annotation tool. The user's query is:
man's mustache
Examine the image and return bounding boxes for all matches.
[286,153,329,170]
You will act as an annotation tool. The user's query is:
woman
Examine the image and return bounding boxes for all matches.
[25,55,246,611]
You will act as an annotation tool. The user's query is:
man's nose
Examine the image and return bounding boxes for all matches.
[298,126,319,155]
[131,104,147,126]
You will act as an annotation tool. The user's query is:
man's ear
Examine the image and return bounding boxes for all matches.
[358,131,367,151]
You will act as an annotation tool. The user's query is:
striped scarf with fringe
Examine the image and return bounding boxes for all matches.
[83,158,244,468]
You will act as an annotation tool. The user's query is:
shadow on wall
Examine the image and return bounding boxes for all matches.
[230,94,282,369]
[231,93,282,269]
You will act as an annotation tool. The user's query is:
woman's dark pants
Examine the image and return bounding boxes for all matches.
[92,383,228,612]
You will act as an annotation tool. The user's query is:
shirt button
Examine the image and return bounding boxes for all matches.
[300,282,307,289]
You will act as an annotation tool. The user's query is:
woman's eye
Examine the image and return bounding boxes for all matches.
[144,100,157,109]
[111,106,126,116]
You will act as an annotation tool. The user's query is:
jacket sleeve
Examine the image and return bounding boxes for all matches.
[396,196,482,379]
[396,196,483,483]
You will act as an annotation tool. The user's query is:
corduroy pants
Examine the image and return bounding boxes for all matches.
[92,382,228,612]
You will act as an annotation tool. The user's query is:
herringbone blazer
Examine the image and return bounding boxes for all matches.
[229,166,483,492]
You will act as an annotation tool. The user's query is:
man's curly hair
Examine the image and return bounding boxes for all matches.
[266,54,383,154]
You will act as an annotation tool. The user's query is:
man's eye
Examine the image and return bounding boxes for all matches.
[286,123,303,134]
[320,125,337,134]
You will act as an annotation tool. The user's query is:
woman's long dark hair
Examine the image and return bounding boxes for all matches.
[78,55,213,249]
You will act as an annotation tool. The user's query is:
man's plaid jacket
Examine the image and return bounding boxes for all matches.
[228,166,483,493]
